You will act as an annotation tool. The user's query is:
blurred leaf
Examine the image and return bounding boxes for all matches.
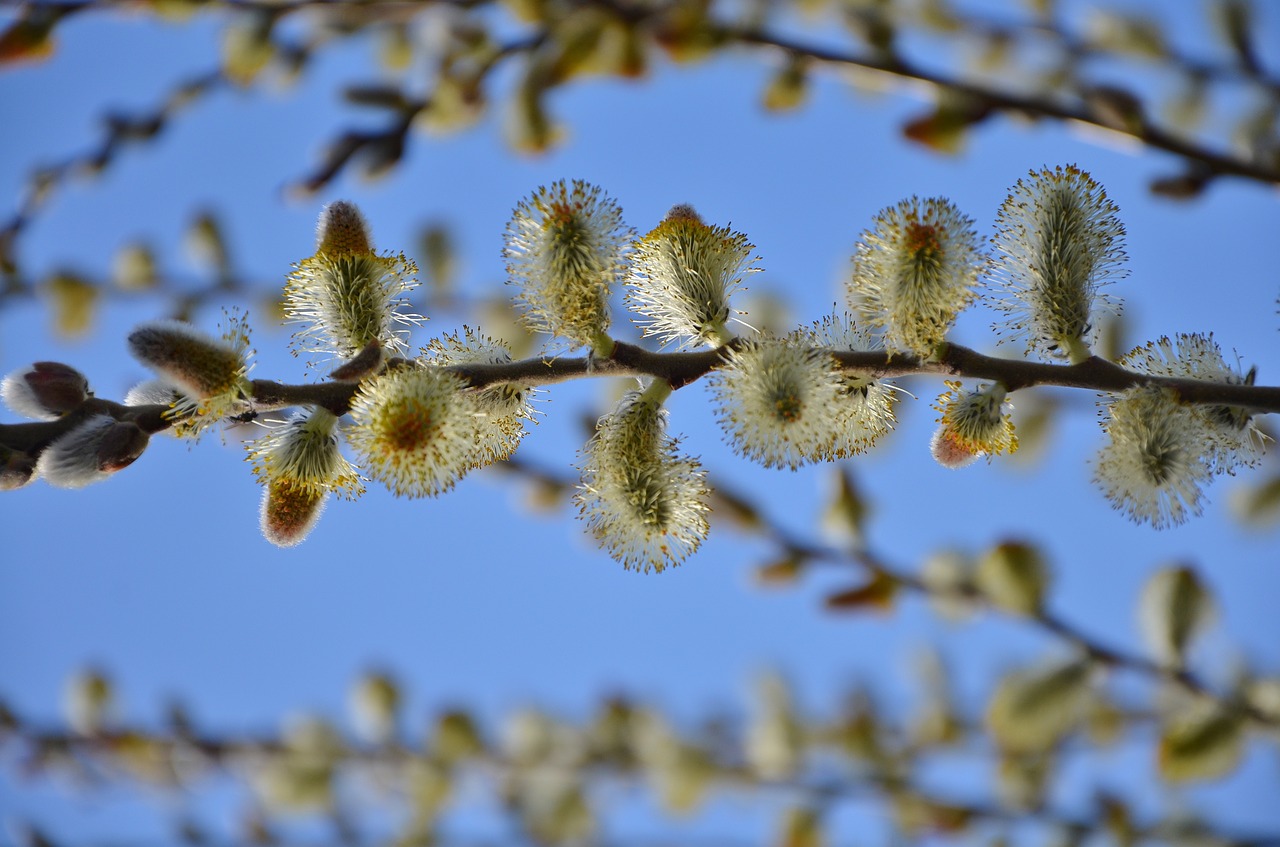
[747,672,802,779]
[910,649,962,747]
[775,807,825,847]
[1210,0,1260,76]
[349,670,401,745]
[221,11,276,86]
[43,272,99,338]
[417,74,486,136]
[1231,473,1280,526]
[997,750,1054,809]
[417,223,457,297]
[762,55,809,113]
[505,59,564,154]
[1096,791,1136,847]
[0,7,60,65]
[1138,565,1214,667]
[185,211,230,276]
[1150,169,1212,200]
[63,667,113,736]
[755,554,806,587]
[379,23,415,72]
[843,5,895,55]
[434,709,484,764]
[1087,11,1167,59]
[824,569,898,612]
[654,0,722,63]
[822,465,867,546]
[920,549,978,621]
[1162,72,1209,134]
[1158,705,1244,782]
[903,98,991,154]
[1081,86,1145,134]
[1085,695,1127,746]
[975,540,1050,616]
[986,659,1093,752]
[112,243,158,291]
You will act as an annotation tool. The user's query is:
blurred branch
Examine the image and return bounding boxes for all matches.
[4,694,1277,847]
[494,455,1280,732]
[4,0,1278,283]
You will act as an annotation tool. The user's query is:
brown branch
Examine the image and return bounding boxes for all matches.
[719,27,1280,189]
[3,341,1278,453]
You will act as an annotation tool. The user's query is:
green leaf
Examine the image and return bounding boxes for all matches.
[986,659,1094,752]
[975,540,1050,616]
[1137,565,1213,667]
[1158,705,1244,782]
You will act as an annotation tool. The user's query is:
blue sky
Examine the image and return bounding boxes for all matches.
[1,1,1278,843]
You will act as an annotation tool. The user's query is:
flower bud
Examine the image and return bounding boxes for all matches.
[248,408,363,547]
[285,201,423,364]
[577,385,709,573]
[711,337,843,469]
[1123,333,1266,473]
[1093,386,1212,529]
[1,361,90,419]
[260,478,326,549]
[626,204,758,348]
[127,311,253,435]
[805,313,897,455]
[346,365,479,498]
[930,381,1017,468]
[848,196,983,359]
[424,326,538,467]
[503,179,632,350]
[991,165,1126,363]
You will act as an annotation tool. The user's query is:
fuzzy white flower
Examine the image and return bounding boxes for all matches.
[504,180,632,350]
[346,365,479,498]
[247,408,364,547]
[930,381,1018,468]
[847,196,983,359]
[1094,386,1213,529]
[424,326,538,467]
[804,312,897,456]
[991,165,1126,363]
[711,337,843,469]
[577,386,709,573]
[626,204,758,348]
[1123,333,1266,474]
[285,201,423,368]
[126,310,254,437]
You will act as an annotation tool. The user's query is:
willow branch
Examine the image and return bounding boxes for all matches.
[2,340,1277,454]
[6,720,1277,847]
[719,26,1280,189]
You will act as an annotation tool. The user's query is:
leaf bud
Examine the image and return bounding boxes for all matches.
[1,361,90,419]
[37,415,141,488]
[0,448,38,490]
